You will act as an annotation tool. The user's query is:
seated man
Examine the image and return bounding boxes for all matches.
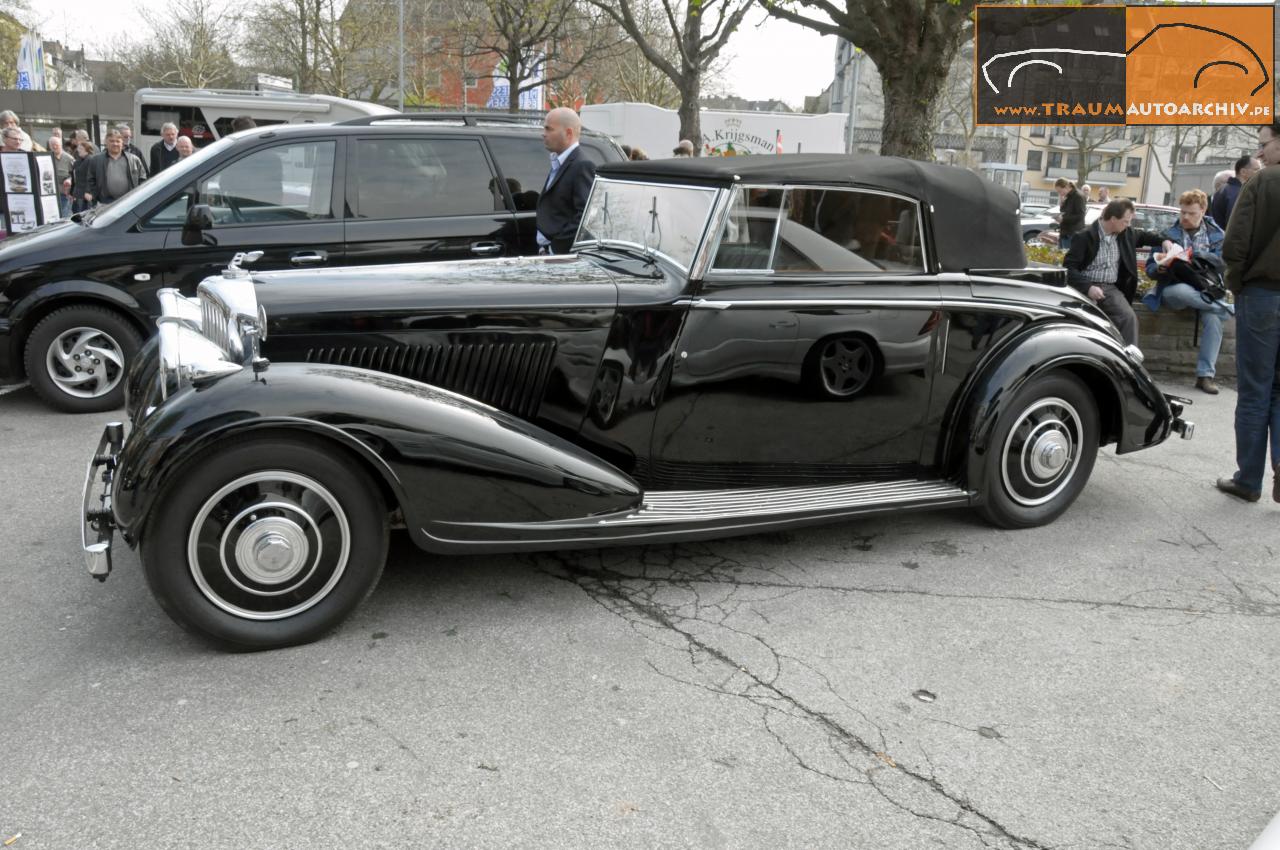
[1141,189,1232,394]
[1063,198,1169,346]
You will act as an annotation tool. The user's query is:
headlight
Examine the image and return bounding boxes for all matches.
[156,316,242,399]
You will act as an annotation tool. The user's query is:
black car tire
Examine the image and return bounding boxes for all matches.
[24,304,142,413]
[977,372,1099,529]
[140,437,389,650]
[804,334,881,399]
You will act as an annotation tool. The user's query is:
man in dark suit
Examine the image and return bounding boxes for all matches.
[535,107,596,254]
[1209,154,1260,228]
[1063,198,1170,346]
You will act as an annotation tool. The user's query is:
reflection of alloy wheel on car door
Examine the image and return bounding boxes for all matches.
[977,372,1099,529]
[805,334,881,399]
[24,304,142,413]
[141,437,390,650]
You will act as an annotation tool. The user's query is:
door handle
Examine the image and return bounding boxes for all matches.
[290,250,328,265]
[689,298,732,310]
[471,242,503,256]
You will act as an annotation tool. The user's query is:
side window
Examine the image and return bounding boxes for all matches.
[709,187,783,271]
[197,141,335,225]
[486,135,552,211]
[354,138,498,220]
[144,191,192,228]
[212,117,286,138]
[775,188,924,274]
[141,104,216,147]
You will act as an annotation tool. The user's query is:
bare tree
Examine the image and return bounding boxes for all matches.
[1147,125,1259,193]
[123,0,242,88]
[586,0,756,147]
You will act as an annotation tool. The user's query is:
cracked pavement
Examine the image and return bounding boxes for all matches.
[2,375,1278,849]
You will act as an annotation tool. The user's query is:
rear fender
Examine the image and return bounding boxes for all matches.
[113,363,641,549]
[946,323,1171,490]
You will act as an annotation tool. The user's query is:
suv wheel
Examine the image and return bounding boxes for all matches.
[24,305,142,413]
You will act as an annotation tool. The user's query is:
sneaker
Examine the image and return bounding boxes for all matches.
[1216,477,1261,502]
[1195,377,1219,395]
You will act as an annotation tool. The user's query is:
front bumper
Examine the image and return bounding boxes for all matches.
[1165,394,1195,440]
[81,421,124,581]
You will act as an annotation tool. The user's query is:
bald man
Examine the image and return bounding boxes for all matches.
[535,107,596,254]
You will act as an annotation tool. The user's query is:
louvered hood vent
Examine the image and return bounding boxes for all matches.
[304,339,556,418]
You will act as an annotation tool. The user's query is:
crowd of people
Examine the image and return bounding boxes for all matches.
[0,109,252,216]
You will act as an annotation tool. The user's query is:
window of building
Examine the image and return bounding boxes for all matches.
[1126,156,1142,177]
[1048,152,1063,168]
[1026,149,1043,171]
[1129,128,1146,144]
[1029,125,1046,138]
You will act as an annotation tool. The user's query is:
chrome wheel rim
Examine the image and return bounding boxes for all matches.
[187,471,350,620]
[45,326,126,399]
[819,338,873,397]
[1000,397,1083,507]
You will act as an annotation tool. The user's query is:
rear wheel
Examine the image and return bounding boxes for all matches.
[24,305,142,413]
[141,438,389,650]
[976,372,1099,528]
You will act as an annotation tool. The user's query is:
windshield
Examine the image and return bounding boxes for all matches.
[90,136,238,228]
[576,178,719,271]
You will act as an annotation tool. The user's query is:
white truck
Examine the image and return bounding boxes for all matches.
[581,102,847,158]
[133,88,395,153]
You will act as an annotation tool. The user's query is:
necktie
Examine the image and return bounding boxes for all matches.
[545,155,560,189]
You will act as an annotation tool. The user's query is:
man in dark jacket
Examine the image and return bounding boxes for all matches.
[1053,177,1087,251]
[149,123,181,175]
[1209,154,1260,228]
[1217,120,1280,503]
[535,107,596,254]
[1063,198,1169,346]
[84,129,146,206]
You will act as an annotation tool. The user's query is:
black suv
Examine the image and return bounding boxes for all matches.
[0,114,625,412]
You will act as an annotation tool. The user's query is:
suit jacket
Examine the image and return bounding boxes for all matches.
[535,147,596,254]
[150,140,180,175]
[1063,220,1165,303]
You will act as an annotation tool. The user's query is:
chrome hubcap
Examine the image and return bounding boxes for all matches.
[1001,397,1083,507]
[188,472,349,620]
[45,326,125,399]
[819,338,873,396]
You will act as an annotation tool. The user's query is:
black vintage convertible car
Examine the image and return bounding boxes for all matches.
[81,155,1193,649]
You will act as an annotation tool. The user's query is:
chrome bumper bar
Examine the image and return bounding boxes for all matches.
[81,422,124,581]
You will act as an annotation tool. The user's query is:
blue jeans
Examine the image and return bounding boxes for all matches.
[1232,287,1280,492]
[1059,233,1073,252]
[57,194,71,219]
[1157,283,1232,377]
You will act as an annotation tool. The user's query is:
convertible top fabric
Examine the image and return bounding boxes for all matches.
[595,154,1026,273]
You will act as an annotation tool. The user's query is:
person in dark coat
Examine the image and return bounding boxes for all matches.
[1063,198,1170,346]
[1209,154,1261,228]
[150,123,181,175]
[70,140,96,214]
[84,130,146,206]
[1053,177,1087,251]
[535,107,596,255]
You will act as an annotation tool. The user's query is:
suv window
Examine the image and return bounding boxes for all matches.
[354,138,499,219]
[486,136,613,212]
[146,140,336,227]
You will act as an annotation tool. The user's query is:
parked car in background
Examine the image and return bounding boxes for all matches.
[81,154,1193,649]
[1029,202,1178,263]
[0,115,626,413]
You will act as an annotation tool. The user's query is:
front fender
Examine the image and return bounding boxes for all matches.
[951,322,1172,487]
[113,363,642,550]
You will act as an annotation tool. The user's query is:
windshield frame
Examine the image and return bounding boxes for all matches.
[572,177,721,274]
[89,136,239,228]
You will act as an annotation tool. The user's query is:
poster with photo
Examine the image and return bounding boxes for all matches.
[1,152,32,194]
[35,155,55,197]
[39,194,60,224]
[7,193,38,232]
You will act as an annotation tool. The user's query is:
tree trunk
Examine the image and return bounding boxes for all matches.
[507,49,522,113]
[676,74,700,154]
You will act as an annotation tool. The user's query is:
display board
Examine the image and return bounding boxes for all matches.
[0,150,61,236]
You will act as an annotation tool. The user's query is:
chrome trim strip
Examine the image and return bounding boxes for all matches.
[668,297,1056,320]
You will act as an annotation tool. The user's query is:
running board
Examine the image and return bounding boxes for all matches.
[424,478,973,552]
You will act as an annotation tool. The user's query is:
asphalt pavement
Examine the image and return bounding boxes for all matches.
[1,375,1277,850]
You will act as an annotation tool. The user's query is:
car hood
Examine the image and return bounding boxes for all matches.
[248,254,621,321]
[0,220,88,267]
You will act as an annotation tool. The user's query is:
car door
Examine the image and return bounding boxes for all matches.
[148,137,345,293]
[343,135,518,264]
[649,184,943,488]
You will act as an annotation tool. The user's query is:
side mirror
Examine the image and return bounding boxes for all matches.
[182,204,215,246]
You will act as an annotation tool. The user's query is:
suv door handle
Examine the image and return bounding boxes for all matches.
[471,242,503,256]
[290,250,328,265]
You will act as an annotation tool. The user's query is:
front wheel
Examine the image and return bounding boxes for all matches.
[24,305,142,413]
[976,372,1099,529]
[141,438,389,650]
